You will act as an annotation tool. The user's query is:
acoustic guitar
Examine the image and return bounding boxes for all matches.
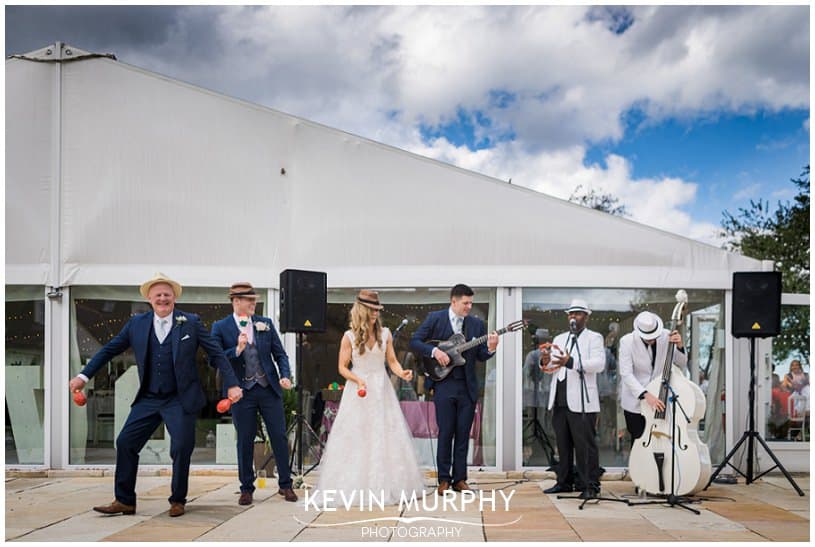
[422,319,527,382]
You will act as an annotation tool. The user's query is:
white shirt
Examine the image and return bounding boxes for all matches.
[448,307,465,334]
[233,313,254,345]
[154,312,173,344]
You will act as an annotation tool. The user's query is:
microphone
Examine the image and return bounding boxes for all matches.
[569,318,577,333]
[394,319,409,333]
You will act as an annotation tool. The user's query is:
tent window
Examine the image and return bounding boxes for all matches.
[521,288,726,468]
[6,286,46,465]
[68,285,265,465]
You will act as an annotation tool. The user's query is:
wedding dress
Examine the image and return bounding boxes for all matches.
[312,327,425,505]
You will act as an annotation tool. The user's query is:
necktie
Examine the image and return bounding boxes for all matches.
[158,319,168,342]
[454,316,463,334]
[650,343,657,370]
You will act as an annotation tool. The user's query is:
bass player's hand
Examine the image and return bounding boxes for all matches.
[645,392,665,412]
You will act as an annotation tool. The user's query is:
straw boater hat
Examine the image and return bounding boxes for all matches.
[564,298,591,315]
[140,272,182,299]
[229,282,259,299]
[356,289,384,310]
[633,311,664,341]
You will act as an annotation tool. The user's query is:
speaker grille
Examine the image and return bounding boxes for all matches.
[732,271,782,338]
[279,269,327,333]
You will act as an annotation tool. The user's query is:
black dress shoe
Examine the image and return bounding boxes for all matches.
[543,484,574,494]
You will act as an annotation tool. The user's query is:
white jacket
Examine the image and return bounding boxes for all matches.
[546,328,606,413]
[618,329,688,413]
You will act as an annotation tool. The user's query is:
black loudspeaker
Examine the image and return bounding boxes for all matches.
[279,269,327,333]
[732,271,782,338]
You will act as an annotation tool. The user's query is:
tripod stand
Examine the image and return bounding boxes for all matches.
[258,332,324,482]
[705,338,804,496]
[628,383,701,515]
[523,406,557,467]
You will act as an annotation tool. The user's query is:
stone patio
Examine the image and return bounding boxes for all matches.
[5,470,809,542]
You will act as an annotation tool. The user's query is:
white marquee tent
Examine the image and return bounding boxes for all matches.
[6,43,807,472]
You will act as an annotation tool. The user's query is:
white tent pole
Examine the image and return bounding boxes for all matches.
[46,42,67,468]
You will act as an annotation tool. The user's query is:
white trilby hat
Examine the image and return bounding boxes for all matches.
[633,311,663,341]
[564,298,591,315]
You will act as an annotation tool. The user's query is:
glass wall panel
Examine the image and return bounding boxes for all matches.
[767,303,809,442]
[300,288,497,469]
[521,288,725,468]
[5,286,46,464]
[69,286,264,464]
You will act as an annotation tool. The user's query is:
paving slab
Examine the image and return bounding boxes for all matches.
[11,495,172,542]
[567,516,674,541]
[664,529,766,541]
[198,491,315,541]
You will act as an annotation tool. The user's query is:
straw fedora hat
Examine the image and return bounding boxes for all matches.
[356,289,384,310]
[140,272,182,299]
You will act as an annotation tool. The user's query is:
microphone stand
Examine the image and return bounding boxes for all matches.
[557,327,626,510]
[627,382,701,514]
[523,356,557,467]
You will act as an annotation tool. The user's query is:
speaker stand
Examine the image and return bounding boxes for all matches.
[705,338,804,496]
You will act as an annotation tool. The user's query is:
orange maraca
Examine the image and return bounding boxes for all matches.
[216,398,233,413]
[73,390,87,406]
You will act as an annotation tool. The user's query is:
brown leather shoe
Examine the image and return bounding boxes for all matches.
[452,480,472,492]
[238,491,253,505]
[437,481,451,495]
[93,500,136,515]
[168,502,185,517]
[279,488,298,502]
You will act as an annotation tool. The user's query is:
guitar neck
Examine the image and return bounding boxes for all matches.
[457,325,510,352]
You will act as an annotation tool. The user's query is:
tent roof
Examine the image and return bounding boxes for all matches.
[6,43,763,290]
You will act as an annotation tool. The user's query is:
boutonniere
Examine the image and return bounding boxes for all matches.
[175,315,187,325]
[254,321,270,332]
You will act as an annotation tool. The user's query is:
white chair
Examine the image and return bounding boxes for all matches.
[787,392,808,441]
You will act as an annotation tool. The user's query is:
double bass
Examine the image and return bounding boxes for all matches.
[628,290,711,496]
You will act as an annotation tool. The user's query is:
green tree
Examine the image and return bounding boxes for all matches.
[568,185,629,216]
[720,166,810,366]
[721,166,809,292]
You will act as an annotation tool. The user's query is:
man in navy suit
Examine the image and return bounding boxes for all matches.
[69,273,243,517]
[211,282,297,504]
[410,284,498,494]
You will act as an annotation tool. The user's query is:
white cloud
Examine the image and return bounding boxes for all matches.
[400,135,723,244]
[733,183,762,200]
[86,5,808,244]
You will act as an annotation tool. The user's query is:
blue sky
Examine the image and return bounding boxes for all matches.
[585,109,810,224]
[5,5,810,244]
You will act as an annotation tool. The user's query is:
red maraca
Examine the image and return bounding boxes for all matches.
[73,390,87,406]
[216,398,233,413]
[357,388,367,398]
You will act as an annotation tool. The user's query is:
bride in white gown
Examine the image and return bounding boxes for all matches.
[313,290,426,506]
